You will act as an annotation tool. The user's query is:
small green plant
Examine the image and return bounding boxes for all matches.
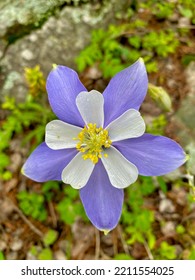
[114,253,133,260]
[140,0,195,23]
[0,251,5,260]
[176,224,186,234]
[142,30,179,57]
[140,1,174,19]
[188,248,195,260]
[42,181,61,201]
[43,230,58,247]
[56,187,87,225]
[0,66,54,180]
[25,65,46,97]
[146,114,167,135]
[182,54,195,66]
[17,191,47,221]
[122,177,156,250]
[38,248,53,260]
[76,24,179,78]
[178,0,195,23]
[156,241,176,260]
[28,230,58,260]
[31,246,60,260]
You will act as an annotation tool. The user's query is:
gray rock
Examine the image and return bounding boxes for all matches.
[54,250,67,260]
[0,240,6,251]
[21,49,35,61]
[26,251,37,260]
[161,221,175,236]
[0,0,78,38]
[10,239,23,251]
[0,0,127,102]
[159,199,175,213]
[6,251,18,260]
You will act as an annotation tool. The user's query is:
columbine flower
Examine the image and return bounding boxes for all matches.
[22,58,186,232]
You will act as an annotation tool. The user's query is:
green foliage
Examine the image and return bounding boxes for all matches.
[0,66,54,180]
[114,253,133,260]
[157,176,168,193]
[0,251,5,260]
[29,245,38,256]
[142,30,179,57]
[140,0,195,22]
[146,114,167,135]
[76,25,130,78]
[76,24,179,78]
[17,191,47,221]
[0,153,10,180]
[25,65,46,97]
[38,248,53,260]
[42,181,60,201]
[188,248,195,260]
[182,54,195,66]
[56,187,87,225]
[122,176,156,250]
[178,0,195,23]
[29,245,53,260]
[176,224,186,234]
[156,241,176,260]
[140,1,174,19]
[76,0,195,79]
[126,209,156,249]
[43,230,58,246]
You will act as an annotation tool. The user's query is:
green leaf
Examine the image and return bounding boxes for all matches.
[182,54,195,66]
[147,232,156,250]
[179,7,193,18]
[0,251,5,260]
[29,245,38,256]
[114,253,133,260]
[38,248,53,260]
[128,36,142,49]
[158,241,176,260]
[157,177,168,193]
[43,230,58,246]
[176,224,186,234]
[188,249,195,260]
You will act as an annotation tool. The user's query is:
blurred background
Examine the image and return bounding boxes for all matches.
[0,0,195,260]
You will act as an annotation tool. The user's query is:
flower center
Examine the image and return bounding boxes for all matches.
[75,123,112,164]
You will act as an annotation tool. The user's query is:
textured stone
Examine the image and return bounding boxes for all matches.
[10,239,23,251]
[0,0,77,38]
[159,199,175,213]
[0,0,127,102]
[161,221,175,236]
[54,250,67,260]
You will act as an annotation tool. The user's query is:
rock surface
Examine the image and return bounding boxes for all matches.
[0,0,128,102]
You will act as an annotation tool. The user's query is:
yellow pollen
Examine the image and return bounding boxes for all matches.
[74,123,112,164]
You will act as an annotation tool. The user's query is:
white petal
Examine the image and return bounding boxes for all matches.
[45,120,82,150]
[62,153,95,189]
[106,109,145,142]
[101,146,138,188]
[76,90,104,127]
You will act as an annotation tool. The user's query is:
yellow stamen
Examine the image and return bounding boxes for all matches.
[52,63,57,69]
[74,123,112,164]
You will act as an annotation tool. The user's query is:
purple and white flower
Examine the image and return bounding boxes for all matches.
[22,58,186,232]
